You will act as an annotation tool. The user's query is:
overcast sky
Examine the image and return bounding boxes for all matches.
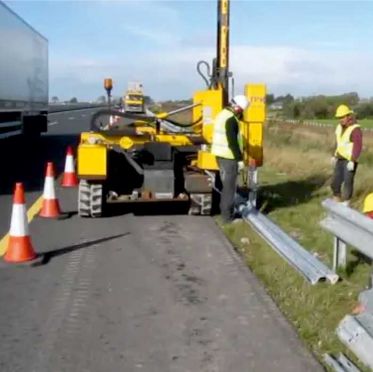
[5,0,373,101]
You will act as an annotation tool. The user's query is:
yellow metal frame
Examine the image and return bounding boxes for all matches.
[194,88,223,170]
[80,131,196,150]
[197,151,218,170]
[78,143,107,179]
[123,92,144,108]
[193,88,223,142]
[243,84,266,167]
[78,129,198,178]
[124,98,144,104]
[193,84,266,171]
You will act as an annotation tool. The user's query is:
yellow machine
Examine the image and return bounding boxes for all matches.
[123,82,145,113]
[77,0,266,217]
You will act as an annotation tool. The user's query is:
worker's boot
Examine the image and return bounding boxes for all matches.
[341,200,350,207]
[332,195,342,203]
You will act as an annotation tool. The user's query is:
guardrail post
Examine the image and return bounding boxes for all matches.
[333,236,347,271]
[248,165,258,208]
[321,198,373,274]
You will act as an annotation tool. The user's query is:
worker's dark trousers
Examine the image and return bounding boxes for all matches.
[331,158,357,201]
[217,157,238,222]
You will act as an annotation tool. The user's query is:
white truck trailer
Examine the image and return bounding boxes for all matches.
[0,1,48,139]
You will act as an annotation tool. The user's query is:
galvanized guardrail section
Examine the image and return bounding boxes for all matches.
[269,118,373,132]
[242,207,339,285]
[320,199,373,271]
[323,353,361,372]
[320,199,373,370]
[337,313,373,370]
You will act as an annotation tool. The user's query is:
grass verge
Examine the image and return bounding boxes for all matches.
[221,123,373,371]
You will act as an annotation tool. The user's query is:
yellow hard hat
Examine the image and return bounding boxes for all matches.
[363,193,373,213]
[335,104,353,118]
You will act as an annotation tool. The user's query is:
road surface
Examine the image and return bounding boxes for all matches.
[0,109,322,371]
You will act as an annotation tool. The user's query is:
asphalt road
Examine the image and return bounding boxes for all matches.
[0,111,322,371]
[0,108,95,237]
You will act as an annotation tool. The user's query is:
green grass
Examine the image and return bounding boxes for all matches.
[219,124,373,371]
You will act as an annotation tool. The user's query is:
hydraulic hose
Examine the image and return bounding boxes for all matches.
[90,108,202,133]
[162,116,202,128]
[197,60,212,88]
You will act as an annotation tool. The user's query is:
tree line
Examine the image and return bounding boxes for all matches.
[268,92,373,120]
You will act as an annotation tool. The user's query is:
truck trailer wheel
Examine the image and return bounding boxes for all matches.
[78,180,105,218]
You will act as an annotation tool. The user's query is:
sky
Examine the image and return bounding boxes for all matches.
[4,0,373,101]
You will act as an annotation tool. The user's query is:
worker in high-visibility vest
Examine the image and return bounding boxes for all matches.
[331,104,363,205]
[211,95,250,223]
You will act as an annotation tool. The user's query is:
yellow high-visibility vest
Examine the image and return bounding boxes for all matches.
[211,108,242,159]
[335,124,360,161]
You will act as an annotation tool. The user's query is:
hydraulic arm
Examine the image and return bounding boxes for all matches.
[216,0,230,104]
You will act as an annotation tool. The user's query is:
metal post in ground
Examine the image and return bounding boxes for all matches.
[248,165,258,208]
[333,236,347,271]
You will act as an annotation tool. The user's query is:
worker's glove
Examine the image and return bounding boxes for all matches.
[238,161,245,172]
[330,156,337,167]
[346,161,355,172]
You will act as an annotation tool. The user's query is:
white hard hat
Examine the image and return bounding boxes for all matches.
[232,95,249,111]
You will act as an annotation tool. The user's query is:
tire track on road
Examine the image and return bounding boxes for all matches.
[32,243,97,371]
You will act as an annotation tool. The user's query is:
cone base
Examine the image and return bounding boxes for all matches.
[61,173,78,187]
[4,236,37,263]
[39,199,61,218]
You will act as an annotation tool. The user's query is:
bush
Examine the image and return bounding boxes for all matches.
[282,92,362,119]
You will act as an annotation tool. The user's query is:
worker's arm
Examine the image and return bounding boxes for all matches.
[351,127,363,162]
[225,117,243,161]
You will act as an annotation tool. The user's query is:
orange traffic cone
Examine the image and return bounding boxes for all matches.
[39,162,61,218]
[61,146,78,187]
[4,183,37,263]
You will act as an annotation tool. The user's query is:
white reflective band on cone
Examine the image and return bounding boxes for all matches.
[9,204,29,237]
[65,155,75,173]
[43,177,56,199]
